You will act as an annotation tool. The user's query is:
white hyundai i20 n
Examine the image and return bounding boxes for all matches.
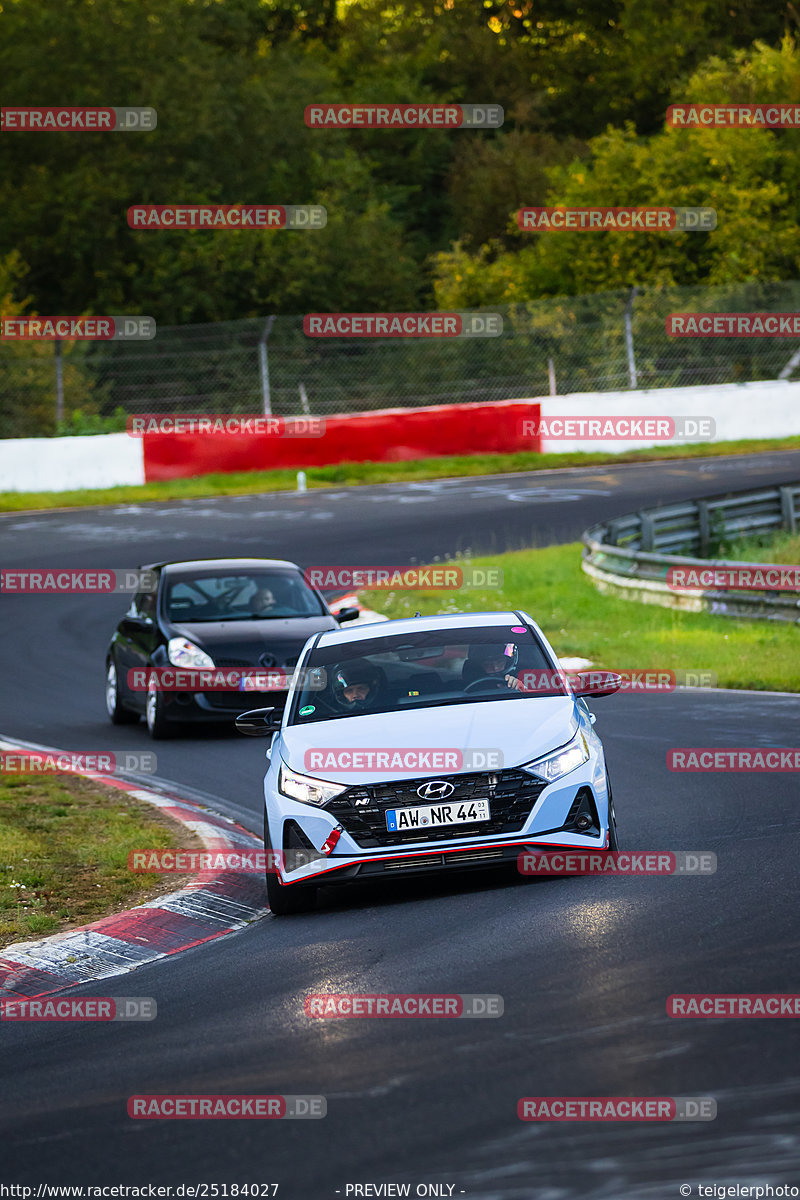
[237,611,621,913]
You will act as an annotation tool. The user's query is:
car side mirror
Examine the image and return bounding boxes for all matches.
[235,707,283,736]
[120,614,152,633]
[334,606,360,623]
[570,671,623,698]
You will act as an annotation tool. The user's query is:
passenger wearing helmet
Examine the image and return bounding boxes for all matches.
[329,659,384,712]
[462,642,523,691]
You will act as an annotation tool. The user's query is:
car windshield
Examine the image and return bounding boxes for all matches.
[164,571,326,622]
[288,624,566,724]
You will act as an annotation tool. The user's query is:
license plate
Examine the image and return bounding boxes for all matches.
[238,672,287,692]
[385,798,490,832]
[238,676,263,692]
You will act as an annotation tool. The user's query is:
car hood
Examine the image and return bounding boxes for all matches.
[173,617,335,667]
[280,697,578,783]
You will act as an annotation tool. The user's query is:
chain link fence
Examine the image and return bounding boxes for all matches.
[4,281,800,438]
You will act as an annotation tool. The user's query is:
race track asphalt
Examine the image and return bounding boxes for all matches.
[1,451,799,1199]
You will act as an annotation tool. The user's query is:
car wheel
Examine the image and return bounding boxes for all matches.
[105,658,139,725]
[264,811,317,915]
[607,788,620,850]
[145,677,175,739]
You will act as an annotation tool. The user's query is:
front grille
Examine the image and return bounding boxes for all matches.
[207,654,295,710]
[189,656,289,710]
[384,856,440,871]
[326,769,548,848]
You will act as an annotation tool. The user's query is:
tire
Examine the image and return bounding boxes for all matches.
[105,657,139,725]
[607,787,620,850]
[264,811,317,915]
[145,677,175,740]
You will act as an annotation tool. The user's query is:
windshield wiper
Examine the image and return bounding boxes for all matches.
[171,614,292,623]
[242,613,297,620]
[169,616,222,623]
[396,694,536,709]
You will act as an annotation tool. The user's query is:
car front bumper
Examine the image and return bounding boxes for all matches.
[265,754,611,887]
[159,690,289,722]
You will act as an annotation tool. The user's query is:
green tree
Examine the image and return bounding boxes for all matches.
[433,37,800,304]
[0,0,423,319]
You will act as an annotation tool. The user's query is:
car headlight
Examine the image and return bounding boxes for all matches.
[279,764,347,807]
[167,637,215,669]
[524,731,589,783]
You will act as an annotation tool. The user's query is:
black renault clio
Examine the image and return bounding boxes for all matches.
[105,558,358,738]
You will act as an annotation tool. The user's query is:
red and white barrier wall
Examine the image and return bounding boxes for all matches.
[140,398,539,482]
[1,380,799,492]
[535,380,800,454]
[0,432,144,493]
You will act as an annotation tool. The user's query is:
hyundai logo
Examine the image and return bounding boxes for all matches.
[417,780,455,800]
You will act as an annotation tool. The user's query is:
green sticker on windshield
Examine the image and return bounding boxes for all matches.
[300,705,315,715]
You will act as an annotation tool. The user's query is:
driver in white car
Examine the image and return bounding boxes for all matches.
[463,643,523,691]
[330,659,386,712]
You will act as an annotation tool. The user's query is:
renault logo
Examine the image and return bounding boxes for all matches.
[417,780,455,800]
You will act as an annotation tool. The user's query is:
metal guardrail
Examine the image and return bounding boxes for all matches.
[582,482,800,623]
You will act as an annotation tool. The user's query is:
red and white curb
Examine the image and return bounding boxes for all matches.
[0,740,266,1003]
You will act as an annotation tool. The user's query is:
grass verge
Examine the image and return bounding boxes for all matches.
[0,771,202,949]
[1,435,799,512]
[717,530,800,564]
[363,542,800,693]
